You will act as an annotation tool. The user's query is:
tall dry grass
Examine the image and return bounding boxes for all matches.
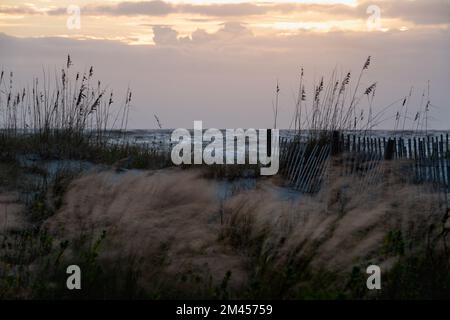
[0,55,131,142]
[290,56,434,139]
[0,56,172,169]
[12,161,444,299]
[0,55,134,161]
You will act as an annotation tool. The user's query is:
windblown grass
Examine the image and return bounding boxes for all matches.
[289,56,434,140]
[0,56,171,170]
[0,57,447,299]
[1,161,447,299]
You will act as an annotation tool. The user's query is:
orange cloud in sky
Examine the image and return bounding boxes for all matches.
[0,2,449,129]
[0,0,448,44]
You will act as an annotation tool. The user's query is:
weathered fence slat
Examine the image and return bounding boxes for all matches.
[280,132,450,195]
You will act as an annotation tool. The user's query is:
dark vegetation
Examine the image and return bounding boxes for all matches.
[0,57,449,299]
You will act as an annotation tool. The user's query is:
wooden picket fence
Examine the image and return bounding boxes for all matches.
[280,132,450,195]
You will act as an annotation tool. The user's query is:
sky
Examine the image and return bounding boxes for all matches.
[0,0,449,129]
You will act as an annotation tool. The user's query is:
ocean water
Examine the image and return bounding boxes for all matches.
[109,129,450,151]
[102,129,450,171]
[114,129,449,143]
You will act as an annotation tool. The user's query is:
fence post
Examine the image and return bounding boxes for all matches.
[346,134,350,153]
[331,131,341,156]
[440,135,445,187]
[267,129,272,158]
[378,138,382,157]
[447,156,450,194]
[384,139,395,161]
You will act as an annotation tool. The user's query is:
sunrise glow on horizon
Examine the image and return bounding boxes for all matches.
[1,0,449,129]
[1,0,447,45]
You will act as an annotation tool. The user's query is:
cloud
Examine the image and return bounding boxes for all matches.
[0,5,42,15]
[2,0,448,26]
[365,0,450,25]
[181,3,267,17]
[44,1,173,16]
[86,1,173,16]
[0,0,450,25]
[152,22,252,45]
[1,26,448,130]
[44,1,269,18]
[152,25,179,45]
[2,1,355,18]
